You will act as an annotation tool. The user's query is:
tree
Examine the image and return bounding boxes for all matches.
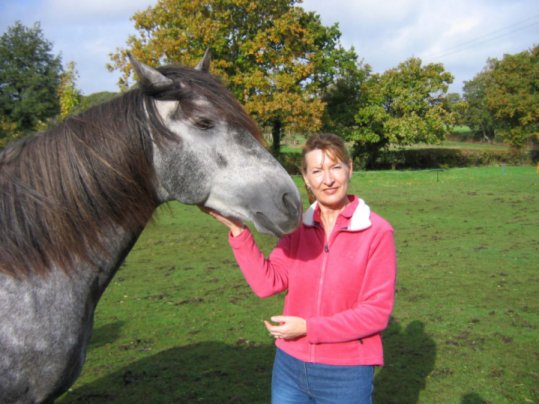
[462,71,497,142]
[73,91,118,115]
[57,61,82,120]
[351,57,455,168]
[0,21,62,141]
[0,116,19,147]
[444,92,469,134]
[483,45,539,149]
[320,47,371,138]
[109,0,356,153]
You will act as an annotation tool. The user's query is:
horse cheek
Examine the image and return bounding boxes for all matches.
[158,149,211,205]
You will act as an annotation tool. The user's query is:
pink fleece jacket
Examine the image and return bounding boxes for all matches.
[228,196,397,366]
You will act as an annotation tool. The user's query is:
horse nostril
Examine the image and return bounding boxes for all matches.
[282,192,299,216]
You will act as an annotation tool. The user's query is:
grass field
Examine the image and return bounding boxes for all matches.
[405,140,510,151]
[58,166,538,403]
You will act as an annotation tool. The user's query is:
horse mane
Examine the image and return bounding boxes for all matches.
[0,64,264,278]
[0,91,158,278]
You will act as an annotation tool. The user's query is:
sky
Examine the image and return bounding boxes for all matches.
[1,0,537,95]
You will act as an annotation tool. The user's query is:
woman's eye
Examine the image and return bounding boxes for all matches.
[194,118,214,130]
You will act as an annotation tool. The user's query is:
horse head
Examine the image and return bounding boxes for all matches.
[130,52,302,236]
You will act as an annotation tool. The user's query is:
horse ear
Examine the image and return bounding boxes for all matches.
[195,49,211,72]
[128,53,174,94]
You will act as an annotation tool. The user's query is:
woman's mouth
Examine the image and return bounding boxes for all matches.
[323,187,338,195]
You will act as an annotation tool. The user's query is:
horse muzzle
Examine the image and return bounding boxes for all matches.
[253,191,302,237]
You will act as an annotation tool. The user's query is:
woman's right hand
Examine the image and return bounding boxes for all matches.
[198,206,245,237]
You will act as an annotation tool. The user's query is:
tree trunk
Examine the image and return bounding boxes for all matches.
[271,119,282,156]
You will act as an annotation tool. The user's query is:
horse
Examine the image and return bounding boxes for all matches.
[0,51,302,403]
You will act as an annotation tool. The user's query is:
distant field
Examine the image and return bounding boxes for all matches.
[281,132,512,155]
[58,166,538,403]
[405,140,509,151]
[451,125,472,134]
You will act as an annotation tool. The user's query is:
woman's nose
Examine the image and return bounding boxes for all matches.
[322,169,334,184]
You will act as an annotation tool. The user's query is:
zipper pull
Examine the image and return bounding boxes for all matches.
[324,244,329,253]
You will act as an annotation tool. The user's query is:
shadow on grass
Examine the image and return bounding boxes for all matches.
[59,341,274,403]
[374,319,436,403]
[88,321,125,349]
[62,320,439,403]
[461,392,489,404]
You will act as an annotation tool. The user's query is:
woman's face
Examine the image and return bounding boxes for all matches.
[303,149,352,210]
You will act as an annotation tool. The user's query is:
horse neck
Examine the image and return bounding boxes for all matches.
[90,223,147,298]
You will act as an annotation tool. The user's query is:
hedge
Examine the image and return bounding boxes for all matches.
[375,148,533,170]
[277,147,536,173]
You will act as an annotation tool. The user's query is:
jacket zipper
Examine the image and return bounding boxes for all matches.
[311,239,330,362]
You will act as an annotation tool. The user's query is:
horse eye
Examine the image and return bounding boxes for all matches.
[194,118,214,130]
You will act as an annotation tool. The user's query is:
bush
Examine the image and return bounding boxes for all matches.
[275,146,532,174]
[530,147,539,163]
[277,151,303,175]
[374,148,532,170]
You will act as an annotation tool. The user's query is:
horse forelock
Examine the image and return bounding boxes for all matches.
[153,65,265,145]
[0,92,160,278]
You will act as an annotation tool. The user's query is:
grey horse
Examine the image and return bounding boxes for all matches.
[0,51,301,403]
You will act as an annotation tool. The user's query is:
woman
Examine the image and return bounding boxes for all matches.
[205,133,396,403]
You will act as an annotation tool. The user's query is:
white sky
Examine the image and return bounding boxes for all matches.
[1,0,538,95]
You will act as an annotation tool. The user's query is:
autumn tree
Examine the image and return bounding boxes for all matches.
[352,57,455,168]
[57,61,82,120]
[0,21,62,142]
[109,0,356,153]
[483,45,539,149]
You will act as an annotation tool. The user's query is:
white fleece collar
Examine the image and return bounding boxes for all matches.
[302,198,372,231]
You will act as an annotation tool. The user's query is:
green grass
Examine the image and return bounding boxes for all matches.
[280,144,302,154]
[58,166,538,403]
[451,125,472,134]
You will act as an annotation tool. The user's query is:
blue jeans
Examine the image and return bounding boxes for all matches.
[271,348,374,404]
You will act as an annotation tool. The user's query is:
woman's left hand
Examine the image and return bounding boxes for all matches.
[264,316,307,340]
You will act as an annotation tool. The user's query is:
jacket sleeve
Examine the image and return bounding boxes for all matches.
[306,228,397,343]
[228,227,292,298]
